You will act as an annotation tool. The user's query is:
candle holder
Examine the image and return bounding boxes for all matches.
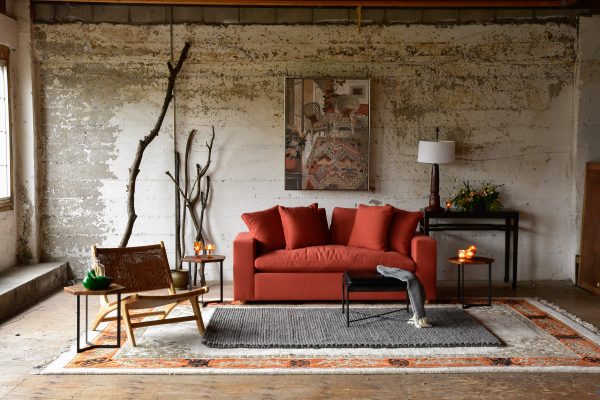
[458,249,466,259]
[193,241,203,256]
[445,200,452,211]
[204,243,215,257]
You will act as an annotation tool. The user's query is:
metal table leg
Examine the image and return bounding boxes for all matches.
[512,215,519,290]
[488,262,492,306]
[504,218,511,283]
[219,260,224,303]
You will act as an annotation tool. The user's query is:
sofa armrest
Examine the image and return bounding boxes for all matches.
[411,234,437,301]
[233,232,256,301]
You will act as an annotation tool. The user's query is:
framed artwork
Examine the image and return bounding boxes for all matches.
[284,78,370,190]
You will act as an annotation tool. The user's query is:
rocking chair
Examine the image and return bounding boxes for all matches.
[90,242,208,347]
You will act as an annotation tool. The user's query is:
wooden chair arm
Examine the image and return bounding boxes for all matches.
[124,287,209,310]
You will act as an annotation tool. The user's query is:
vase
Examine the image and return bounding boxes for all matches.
[472,203,487,212]
[285,157,300,171]
[170,269,189,290]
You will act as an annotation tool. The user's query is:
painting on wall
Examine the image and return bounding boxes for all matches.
[284,78,370,191]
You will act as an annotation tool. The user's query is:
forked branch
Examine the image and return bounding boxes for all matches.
[119,42,191,248]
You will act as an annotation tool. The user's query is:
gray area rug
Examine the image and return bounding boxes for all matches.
[202,307,502,348]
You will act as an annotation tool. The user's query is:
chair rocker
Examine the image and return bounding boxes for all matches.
[91,242,208,347]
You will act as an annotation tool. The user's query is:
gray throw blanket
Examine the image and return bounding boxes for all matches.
[376,265,432,328]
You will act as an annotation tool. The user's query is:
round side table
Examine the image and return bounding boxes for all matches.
[448,256,494,309]
[181,254,226,303]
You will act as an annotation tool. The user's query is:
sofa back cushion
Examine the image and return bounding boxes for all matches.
[279,204,329,250]
[241,205,286,253]
[330,207,357,245]
[388,207,423,256]
[347,204,394,251]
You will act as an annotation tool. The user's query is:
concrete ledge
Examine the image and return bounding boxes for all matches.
[0,262,69,322]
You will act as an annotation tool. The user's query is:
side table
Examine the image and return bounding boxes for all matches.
[181,255,225,303]
[422,209,519,289]
[448,256,494,309]
[64,283,125,353]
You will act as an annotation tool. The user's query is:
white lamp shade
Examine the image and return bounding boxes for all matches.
[417,140,455,164]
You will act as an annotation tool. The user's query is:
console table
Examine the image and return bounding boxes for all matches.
[421,209,519,289]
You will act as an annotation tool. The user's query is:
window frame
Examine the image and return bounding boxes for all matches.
[0,44,12,212]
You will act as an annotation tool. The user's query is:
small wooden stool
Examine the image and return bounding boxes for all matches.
[448,256,494,309]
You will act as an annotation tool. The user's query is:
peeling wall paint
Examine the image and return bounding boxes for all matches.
[33,22,579,281]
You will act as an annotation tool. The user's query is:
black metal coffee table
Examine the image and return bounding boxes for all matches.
[342,270,409,327]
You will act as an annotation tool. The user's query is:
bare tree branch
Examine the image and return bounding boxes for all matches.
[120,42,191,248]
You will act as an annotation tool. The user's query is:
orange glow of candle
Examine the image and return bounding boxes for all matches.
[458,249,466,259]
[445,200,452,210]
[193,241,203,256]
[465,250,475,259]
[205,243,215,257]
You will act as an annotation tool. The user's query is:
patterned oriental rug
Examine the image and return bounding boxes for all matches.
[42,298,600,375]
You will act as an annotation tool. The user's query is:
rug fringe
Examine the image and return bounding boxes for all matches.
[534,297,600,335]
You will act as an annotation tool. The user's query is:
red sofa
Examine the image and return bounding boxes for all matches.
[233,205,437,302]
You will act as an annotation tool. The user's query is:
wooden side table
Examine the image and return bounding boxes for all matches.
[448,256,494,309]
[181,255,226,303]
[64,283,125,353]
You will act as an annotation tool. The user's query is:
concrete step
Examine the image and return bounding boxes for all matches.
[0,262,69,321]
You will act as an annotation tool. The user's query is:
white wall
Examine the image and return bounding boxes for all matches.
[32,22,582,283]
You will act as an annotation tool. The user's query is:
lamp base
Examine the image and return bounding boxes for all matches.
[425,163,442,212]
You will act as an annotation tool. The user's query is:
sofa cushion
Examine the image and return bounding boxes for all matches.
[347,204,394,251]
[278,204,329,250]
[389,207,423,256]
[241,205,285,253]
[255,245,415,273]
[330,207,357,245]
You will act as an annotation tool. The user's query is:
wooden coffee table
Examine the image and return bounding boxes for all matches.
[64,283,125,353]
[448,256,494,309]
[342,271,409,327]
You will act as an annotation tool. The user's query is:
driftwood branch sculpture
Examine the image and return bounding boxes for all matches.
[166,127,215,265]
[119,42,191,248]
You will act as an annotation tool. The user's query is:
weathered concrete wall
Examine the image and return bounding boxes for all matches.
[33,21,578,282]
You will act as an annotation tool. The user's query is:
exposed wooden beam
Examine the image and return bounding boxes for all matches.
[30,0,580,8]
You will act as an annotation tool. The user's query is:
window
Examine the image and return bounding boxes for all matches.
[0,44,11,211]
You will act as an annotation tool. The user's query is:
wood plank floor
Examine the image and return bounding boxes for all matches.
[0,280,599,399]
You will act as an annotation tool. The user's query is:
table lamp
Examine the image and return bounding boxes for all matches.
[417,128,455,212]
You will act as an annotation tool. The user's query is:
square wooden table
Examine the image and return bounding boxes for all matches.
[64,283,125,353]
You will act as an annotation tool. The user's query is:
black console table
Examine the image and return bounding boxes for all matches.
[421,209,519,289]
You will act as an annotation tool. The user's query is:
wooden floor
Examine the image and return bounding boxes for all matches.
[0,280,599,399]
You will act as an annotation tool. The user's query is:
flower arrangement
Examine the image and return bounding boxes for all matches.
[450,181,503,212]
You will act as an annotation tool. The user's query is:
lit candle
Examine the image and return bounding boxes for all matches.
[205,243,215,257]
[194,241,203,256]
[445,200,452,210]
[458,249,466,259]
[465,250,475,259]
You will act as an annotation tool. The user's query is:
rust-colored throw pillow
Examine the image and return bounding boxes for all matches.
[278,204,329,250]
[347,204,394,251]
[241,205,286,253]
[330,207,357,245]
[388,207,423,256]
